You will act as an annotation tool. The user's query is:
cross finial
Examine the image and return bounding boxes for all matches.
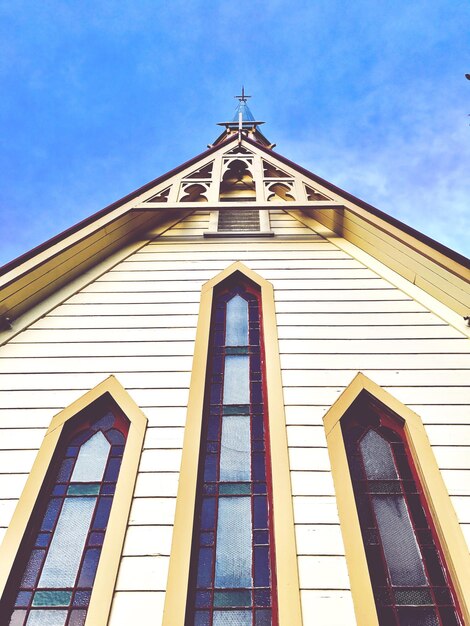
[235,86,251,103]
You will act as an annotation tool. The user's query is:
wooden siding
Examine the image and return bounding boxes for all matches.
[0,210,185,321]
[300,206,470,316]
[0,209,469,625]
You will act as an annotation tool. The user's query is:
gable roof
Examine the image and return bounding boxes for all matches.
[1,133,468,335]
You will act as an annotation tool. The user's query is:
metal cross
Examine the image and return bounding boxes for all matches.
[235,86,251,103]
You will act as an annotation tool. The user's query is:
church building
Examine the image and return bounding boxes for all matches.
[0,94,469,626]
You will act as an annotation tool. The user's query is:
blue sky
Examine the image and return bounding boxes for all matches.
[1,0,469,266]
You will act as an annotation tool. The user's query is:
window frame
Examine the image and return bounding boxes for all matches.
[163,262,301,626]
[323,372,470,626]
[0,375,148,626]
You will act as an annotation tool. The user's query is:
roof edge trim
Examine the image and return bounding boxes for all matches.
[0,135,237,278]
[243,137,470,271]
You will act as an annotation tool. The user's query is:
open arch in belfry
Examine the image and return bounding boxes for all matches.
[219,159,256,201]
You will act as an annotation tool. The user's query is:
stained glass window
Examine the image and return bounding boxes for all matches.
[3,397,129,626]
[186,280,276,626]
[342,395,463,626]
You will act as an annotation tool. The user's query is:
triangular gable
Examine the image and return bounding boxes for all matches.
[1,131,468,334]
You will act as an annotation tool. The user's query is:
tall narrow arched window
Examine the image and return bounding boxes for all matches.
[0,377,148,626]
[342,392,463,626]
[185,278,277,626]
[3,397,127,626]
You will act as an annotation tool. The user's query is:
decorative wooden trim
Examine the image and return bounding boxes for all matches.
[323,372,470,626]
[241,135,470,274]
[163,261,302,626]
[0,375,148,626]
[137,201,342,210]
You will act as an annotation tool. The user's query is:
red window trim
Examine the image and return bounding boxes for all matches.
[185,275,278,626]
[342,391,463,626]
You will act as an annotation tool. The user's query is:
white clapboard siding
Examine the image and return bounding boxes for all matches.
[0,450,39,474]
[0,385,195,409]
[0,356,195,374]
[9,327,198,344]
[451,497,470,524]
[280,353,470,370]
[283,386,470,407]
[144,427,185,449]
[142,240,337,252]
[276,301,428,314]
[281,369,470,388]
[115,556,169,591]
[130,248,350,261]
[134,473,179,498]
[295,524,345,556]
[65,287,409,303]
[68,290,203,303]
[426,425,470,446]
[440,470,470,496]
[105,267,377,281]
[0,500,17,528]
[139,449,182,473]
[0,342,196,359]
[129,498,176,527]
[289,448,332,471]
[293,497,340,525]
[433,448,470,470]
[300,590,356,626]
[0,474,28,498]
[279,338,469,355]
[0,429,46,449]
[49,302,202,315]
[278,325,462,339]
[391,405,470,425]
[284,406,470,429]
[295,524,344,556]
[0,209,469,624]
[51,302,428,317]
[31,315,200,329]
[161,229,207,237]
[0,409,66,429]
[287,425,328,448]
[290,471,336,496]
[298,556,350,589]
[109,592,165,626]
[463,525,470,549]
[123,526,173,556]
[0,372,192,390]
[274,289,410,301]
[118,258,365,271]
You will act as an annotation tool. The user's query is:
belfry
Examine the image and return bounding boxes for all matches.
[0,94,469,626]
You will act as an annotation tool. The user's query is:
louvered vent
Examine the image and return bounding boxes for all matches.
[218,209,260,232]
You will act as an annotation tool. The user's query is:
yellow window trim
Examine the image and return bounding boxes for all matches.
[323,372,470,626]
[0,375,148,626]
[163,261,302,626]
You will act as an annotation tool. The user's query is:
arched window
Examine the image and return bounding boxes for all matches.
[164,263,301,626]
[0,377,148,626]
[2,397,127,626]
[342,392,463,626]
[185,279,276,625]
